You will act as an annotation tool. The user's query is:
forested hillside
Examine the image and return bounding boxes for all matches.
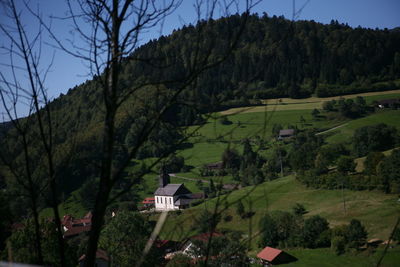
[131,13,400,101]
[1,13,400,213]
[53,13,400,125]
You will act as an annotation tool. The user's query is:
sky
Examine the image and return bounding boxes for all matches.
[0,0,399,119]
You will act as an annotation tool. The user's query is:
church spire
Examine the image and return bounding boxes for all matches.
[159,164,170,187]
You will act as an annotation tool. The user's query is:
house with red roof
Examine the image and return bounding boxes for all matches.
[257,246,297,266]
[142,197,155,208]
[62,211,93,239]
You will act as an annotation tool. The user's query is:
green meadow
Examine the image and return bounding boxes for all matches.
[264,247,400,267]
[160,176,399,242]
[155,91,400,265]
[324,110,400,144]
[37,90,400,266]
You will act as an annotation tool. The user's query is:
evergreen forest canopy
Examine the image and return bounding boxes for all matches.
[130,13,400,102]
[1,12,400,213]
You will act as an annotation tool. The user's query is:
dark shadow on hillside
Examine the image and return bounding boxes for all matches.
[178,142,194,149]
[274,252,298,265]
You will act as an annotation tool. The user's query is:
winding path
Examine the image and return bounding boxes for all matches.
[316,123,348,135]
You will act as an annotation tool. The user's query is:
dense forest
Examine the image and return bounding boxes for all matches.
[133,13,400,102]
[1,13,400,217]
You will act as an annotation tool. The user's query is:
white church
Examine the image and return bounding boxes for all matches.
[154,168,201,211]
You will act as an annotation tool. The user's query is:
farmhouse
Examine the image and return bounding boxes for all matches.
[62,211,93,239]
[181,232,223,257]
[257,246,296,266]
[376,98,400,109]
[154,169,199,211]
[278,129,295,140]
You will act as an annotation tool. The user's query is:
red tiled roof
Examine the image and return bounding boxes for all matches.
[257,246,283,262]
[62,213,92,230]
[63,225,91,238]
[79,218,92,224]
[142,197,155,204]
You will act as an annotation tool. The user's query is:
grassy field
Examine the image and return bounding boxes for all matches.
[221,89,400,115]
[52,90,400,219]
[355,147,400,172]
[40,191,87,219]
[324,110,400,144]
[178,109,341,168]
[268,247,400,267]
[178,90,400,172]
[159,176,400,244]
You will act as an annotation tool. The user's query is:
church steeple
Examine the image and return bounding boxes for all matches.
[159,164,170,187]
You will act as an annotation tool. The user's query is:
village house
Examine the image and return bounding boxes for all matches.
[278,129,295,140]
[376,98,400,109]
[180,232,223,257]
[62,211,92,239]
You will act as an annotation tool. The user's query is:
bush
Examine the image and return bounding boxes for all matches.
[292,203,307,216]
[353,123,399,157]
[236,200,245,218]
[167,154,185,173]
[331,236,346,255]
[303,215,330,248]
[346,219,367,248]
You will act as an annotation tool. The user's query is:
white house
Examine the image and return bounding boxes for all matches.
[154,169,193,211]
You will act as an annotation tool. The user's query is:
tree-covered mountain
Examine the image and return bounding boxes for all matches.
[1,13,400,212]
[127,13,400,101]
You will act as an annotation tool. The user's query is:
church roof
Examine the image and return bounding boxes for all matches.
[154,183,191,196]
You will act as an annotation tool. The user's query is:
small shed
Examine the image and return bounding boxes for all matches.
[205,162,223,171]
[257,246,297,265]
[278,129,295,140]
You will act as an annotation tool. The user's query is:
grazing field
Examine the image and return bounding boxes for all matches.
[179,91,400,172]
[256,247,400,267]
[355,147,400,172]
[324,110,400,144]
[179,109,341,168]
[160,176,400,244]
[221,89,400,115]
[40,191,87,219]
[151,90,400,265]
[50,91,400,220]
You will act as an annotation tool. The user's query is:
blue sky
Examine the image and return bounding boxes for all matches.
[0,0,399,119]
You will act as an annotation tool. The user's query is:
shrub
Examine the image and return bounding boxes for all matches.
[331,236,346,255]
